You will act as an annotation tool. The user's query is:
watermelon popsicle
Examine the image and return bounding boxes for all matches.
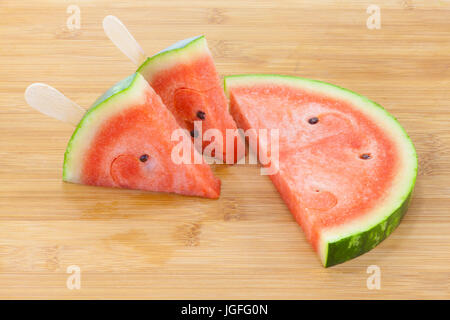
[103,16,243,164]
[25,74,221,198]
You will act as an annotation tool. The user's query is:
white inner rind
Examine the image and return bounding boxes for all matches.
[225,75,417,265]
[63,74,150,183]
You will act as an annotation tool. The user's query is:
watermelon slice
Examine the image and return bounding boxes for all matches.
[137,36,243,163]
[224,74,417,267]
[63,73,221,199]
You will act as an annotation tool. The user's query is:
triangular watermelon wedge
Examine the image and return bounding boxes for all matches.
[137,36,243,163]
[224,74,417,267]
[63,73,221,199]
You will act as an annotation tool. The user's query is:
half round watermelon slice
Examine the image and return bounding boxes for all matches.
[137,36,243,163]
[224,74,417,267]
[63,73,220,199]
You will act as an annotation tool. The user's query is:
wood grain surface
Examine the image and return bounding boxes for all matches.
[0,0,449,299]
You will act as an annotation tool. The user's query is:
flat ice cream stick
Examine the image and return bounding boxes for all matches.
[25,83,86,126]
[103,15,147,66]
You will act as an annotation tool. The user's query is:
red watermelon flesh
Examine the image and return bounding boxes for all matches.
[63,73,221,199]
[137,36,243,163]
[224,75,417,266]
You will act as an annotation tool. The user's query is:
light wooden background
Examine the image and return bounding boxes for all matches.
[0,0,449,299]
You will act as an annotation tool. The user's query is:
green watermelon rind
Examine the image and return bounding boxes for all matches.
[325,192,412,267]
[136,36,205,78]
[62,73,141,181]
[224,74,418,267]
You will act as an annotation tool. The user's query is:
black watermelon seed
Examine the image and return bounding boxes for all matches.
[308,117,319,125]
[360,153,371,160]
[196,110,206,120]
[139,154,149,162]
[190,129,199,138]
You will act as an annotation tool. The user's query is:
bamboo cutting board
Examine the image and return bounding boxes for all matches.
[0,0,449,299]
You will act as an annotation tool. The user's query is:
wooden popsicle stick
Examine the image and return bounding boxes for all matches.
[103,15,147,66]
[24,83,86,126]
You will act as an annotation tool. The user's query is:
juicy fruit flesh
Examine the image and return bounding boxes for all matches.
[141,50,242,162]
[73,82,220,199]
[228,83,399,248]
